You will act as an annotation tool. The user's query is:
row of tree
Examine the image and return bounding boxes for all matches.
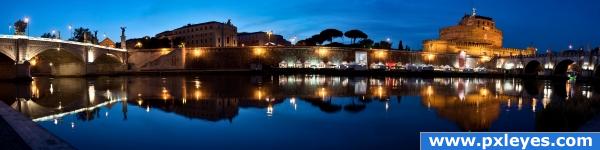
[296,28,411,50]
[40,27,100,44]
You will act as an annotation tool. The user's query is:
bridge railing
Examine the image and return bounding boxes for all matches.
[0,34,126,52]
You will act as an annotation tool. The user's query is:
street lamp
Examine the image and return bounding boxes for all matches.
[23,17,30,36]
[267,30,273,46]
[68,25,73,39]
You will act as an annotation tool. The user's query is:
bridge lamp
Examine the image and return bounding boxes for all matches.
[23,17,30,36]
[29,58,37,66]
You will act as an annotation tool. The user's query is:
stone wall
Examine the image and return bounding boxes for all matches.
[130,46,489,70]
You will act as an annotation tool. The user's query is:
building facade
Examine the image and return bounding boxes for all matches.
[99,38,116,48]
[237,32,291,47]
[423,10,535,57]
[156,20,238,47]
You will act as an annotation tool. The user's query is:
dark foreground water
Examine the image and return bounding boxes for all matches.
[1,75,599,149]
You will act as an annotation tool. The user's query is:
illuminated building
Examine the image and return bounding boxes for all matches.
[237,32,291,46]
[156,20,238,47]
[423,9,535,57]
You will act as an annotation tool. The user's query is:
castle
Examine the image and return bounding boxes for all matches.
[423,9,535,57]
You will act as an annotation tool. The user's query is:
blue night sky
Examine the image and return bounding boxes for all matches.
[2,0,599,51]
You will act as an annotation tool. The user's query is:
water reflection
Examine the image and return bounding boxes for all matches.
[0,75,598,132]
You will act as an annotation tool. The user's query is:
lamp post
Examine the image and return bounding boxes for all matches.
[23,17,29,36]
[68,25,73,39]
[267,30,273,46]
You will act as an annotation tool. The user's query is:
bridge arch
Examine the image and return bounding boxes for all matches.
[0,47,16,61]
[26,44,85,61]
[524,60,543,75]
[553,59,579,77]
[0,52,16,79]
[30,48,86,76]
[90,53,126,73]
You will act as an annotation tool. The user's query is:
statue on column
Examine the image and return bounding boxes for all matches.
[120,27,127,49]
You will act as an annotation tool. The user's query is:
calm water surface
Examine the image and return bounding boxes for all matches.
[1,75,599,149]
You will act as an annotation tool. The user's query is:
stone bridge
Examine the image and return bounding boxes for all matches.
[497,53,600,78]
[0,35,127,79]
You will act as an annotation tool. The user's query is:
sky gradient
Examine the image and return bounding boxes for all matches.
[2,0,599,51]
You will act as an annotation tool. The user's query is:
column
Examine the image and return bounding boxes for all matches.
[15,39,32,80]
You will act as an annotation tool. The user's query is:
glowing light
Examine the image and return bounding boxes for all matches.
[504,63,515,70]
[426,86,434,96]
[377,86,384,98]
[318,87,327,100]
[426,53,436,61]
[479,88,489,96]
[375,50,387,59]
[137,99,143,106]
[160,48,171,55]
[316,48,328,57]
[135,42,143,48]
[161,87,170,100]
[480,56,491,62]
[532,98,537,112]
[193,48,203,57]
[267,104,273,117]
[255,88,264,100]
[385,102,390,111]
[31,81,39,98]
[253,47,266,56]
[194,90,202,100]
[87,50,94,63]
[88,85,95,103]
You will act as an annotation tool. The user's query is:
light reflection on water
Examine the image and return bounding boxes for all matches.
[0,75,598,149]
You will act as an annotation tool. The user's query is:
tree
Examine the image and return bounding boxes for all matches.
[41,33,57,39]
[379,41,392,49]
[325,42,345,47]
[398,40,404,50]
[309,34,327,45]
[319,29,343,43]
[344,30,368,44]
[13,20,27,35]
[372,41,392,49]
[69,27,98,43]
[358,39,374,48]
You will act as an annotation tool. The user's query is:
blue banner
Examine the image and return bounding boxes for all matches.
[421,132,600,150]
